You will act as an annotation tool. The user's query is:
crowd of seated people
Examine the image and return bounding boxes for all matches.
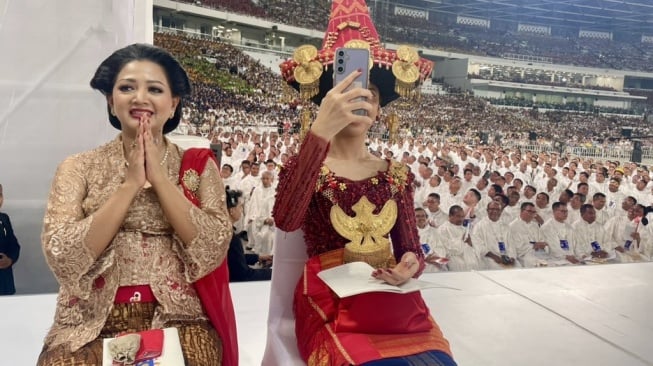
[209,126,653,273]
[486,97,644,116]
[155,32,298,136]
[382,13,653,73]
[173,0,653,73]
[154,31,651,151]
[468,73,619,92]
[152,30,653,275]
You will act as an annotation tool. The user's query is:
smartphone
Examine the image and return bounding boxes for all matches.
[333,47,370,115]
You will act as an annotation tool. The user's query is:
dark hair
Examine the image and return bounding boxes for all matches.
[495,193,509,207]
[222,164,233,173]
[468,188,481,202]
[580,203,594,215]
[90,43,191,134]
[449,205,463,216]
[593,192,606,200]
[427,192,440,201]
[490,184,503,194]
[225,187,243,209]
[537,192,550,203]
[520,202,535,211]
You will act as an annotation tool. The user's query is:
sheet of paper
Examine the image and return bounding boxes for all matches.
[317,261,459,298]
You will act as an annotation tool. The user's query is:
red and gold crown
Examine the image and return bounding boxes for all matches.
[280,0,433,106]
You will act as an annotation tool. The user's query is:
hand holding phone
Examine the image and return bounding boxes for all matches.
[333,48,370,116]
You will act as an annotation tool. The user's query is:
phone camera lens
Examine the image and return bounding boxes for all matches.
[338,50,344,56]
[337,66,344,72]
[337,59,344,64]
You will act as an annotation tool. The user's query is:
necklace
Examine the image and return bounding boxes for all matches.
[159,146,169,166]
[124,145,169,167]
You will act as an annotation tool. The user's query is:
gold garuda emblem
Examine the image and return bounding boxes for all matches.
[330,196,397,267]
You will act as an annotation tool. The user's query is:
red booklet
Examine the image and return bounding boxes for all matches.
[111,328,164,365]
[134,329,164,361]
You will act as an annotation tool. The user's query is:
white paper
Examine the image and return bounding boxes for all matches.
[102,327,185,366]
[317,261,459,298]
[584,250,617,263]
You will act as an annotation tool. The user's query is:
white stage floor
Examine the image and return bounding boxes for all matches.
[2,263,653,365]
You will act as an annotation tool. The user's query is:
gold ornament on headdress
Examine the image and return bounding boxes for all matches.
[330,196,397,269]
[292,45,323,100]
[344,40,374,71]
[392,46,421,98]
[387,111,400,144]
[300,108,312,141]
[280,83,295,104]
[337,21,361,30]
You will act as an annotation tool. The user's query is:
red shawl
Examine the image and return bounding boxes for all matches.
[179,148,238,366]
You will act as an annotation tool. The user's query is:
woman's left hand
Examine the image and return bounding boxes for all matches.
[141,117,168,186]
[372,252,419,286]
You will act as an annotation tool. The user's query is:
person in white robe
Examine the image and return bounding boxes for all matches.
[425,193,447,228]
[220,143,237,169]
[540,202,581,265]
[604,204,650,263]
[572,204,614,263]
[221,163,237,191]
[604,178,626,217]
[435,205,481,271]
[248,171,277,256]
[415,208,448,272]
[440,177,464,214]
[415,175,443,209]
[242,162,262,249]
[471,201,519,270]
[590,170,609,197]
[567,193,584,225]
[501,191,521,225]
[534,192,552,226]
[506,202,546,267]
[592,192,610,226]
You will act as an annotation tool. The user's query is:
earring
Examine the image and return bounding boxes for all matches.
[170,111,175,119]
[111,108,116,116]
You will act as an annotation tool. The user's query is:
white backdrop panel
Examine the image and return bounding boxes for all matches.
[0,0,152,294]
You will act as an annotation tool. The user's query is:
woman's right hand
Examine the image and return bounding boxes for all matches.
[310,70,375,141]
[124,118,147,189]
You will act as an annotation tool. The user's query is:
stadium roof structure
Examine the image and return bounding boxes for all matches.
[397,0,653,35]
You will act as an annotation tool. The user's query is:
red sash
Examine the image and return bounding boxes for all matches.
[180,148,238,366]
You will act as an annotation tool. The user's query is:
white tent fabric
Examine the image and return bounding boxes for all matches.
[0,0,152,293]
[262,229,307,365]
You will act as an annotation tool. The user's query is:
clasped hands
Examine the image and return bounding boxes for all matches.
[125,115,168,189]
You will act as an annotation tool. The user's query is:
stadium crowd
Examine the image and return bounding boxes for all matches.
[154,32,651,148]
[181,0,653,73]
[151,27,653,274]
[207,126,653,272]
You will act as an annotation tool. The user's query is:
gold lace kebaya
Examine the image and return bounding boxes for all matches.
[40,135,231,352]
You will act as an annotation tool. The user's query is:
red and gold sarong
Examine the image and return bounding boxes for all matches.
[294,249,452,366]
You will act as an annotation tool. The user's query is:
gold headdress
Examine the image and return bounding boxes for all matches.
[279,0,434,107]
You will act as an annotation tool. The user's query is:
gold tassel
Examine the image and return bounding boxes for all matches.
[388,111,399,144]
[300,108,312,141]
[281,83,296,104]
[395,80,417,99]
[299,80,320,101]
